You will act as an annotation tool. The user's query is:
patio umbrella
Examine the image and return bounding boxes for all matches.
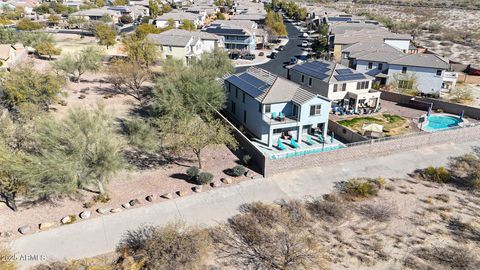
[460,110,464,120]
[362,123,384,138]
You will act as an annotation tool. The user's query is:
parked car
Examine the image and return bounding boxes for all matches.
[269,52,277,59]
[242,53,256,60]
[229,52,240,60]
[277,45,284,51]
[301,41,309,47]
[301,33,309,38]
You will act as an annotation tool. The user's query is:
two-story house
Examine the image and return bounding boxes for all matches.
[153,10,205,29]
[287,60,381,113]
[224,67,331,148]
[342,42,455,95]
[203,20,257,52]
[69,8,121,22]
[147,29,224,64]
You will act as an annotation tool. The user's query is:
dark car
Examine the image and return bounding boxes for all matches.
[229,52,240,60]
[269,52,277,59]
[277,45,284,51]
[242,53,256,60]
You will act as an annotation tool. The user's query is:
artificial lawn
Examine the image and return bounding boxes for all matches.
[337,114,410,136]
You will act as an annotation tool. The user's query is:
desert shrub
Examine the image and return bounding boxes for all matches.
[413,244,480,270]
[93,193,111,203]
[281,199,311,227]
[306,193,349,223]
[447,217,480,242]
[372,177,387,189]
[343,178,379,198]
[212,202,327,269]
[448,152,480,190]
[83,201,95,208]
[434,193,450,203]
[0,246,16,270]
[357,202,398,222]
[242,154,251,165]
[78,94,86,99]
[186,166,200,180]
[450,87,474,104]
[196,172,213,185]
[230,165,245,177]
[33,257,115,270]
[117,222,212,270]
[420,166,451,183]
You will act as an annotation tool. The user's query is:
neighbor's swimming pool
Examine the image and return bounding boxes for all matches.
[423,115,463,132]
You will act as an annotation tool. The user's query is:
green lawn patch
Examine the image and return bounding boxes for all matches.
[337,114,410,136]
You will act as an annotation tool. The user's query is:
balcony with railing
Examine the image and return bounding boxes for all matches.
[262,113,298,126]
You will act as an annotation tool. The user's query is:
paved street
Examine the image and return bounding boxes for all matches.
[235,20,305,77]
[11,140,479,269]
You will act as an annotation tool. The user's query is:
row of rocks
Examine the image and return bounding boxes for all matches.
[16,177,236,236]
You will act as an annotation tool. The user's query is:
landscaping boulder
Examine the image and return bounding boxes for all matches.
[39,222,55,230]
[96,208,111,215]
[211,181,221,188]
[221,177,232,184]
[193,186,203,193]
[18,225,32,235]
[177,190,188,197]
[129,199,142,207]
[145,195,156,202]
[245,170,254,178]
[61,216,74,224]
[161,193,172,199]
[122,203,131,209]
[110,208,122,213]
[79,210,91,219]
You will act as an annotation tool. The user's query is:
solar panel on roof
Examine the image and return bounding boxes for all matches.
[334,73,366,81]
[293,65,329,81]
[336,69,353,75]
[227,76,266,98]
[238,73,269,89]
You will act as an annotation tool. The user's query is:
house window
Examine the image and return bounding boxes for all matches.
[301,74,304,83]
[378,63,383,70]
[243,110,247,123]
[436,69,442,76]
[292,104,299,119]
[265,104,271,113]
[341,83,347,91]
[308,77,312,86]
[231,101,236,113]
[368,62,373,69]
[333,84,338,92]
[398,80,413,89]
[242,92,245,103]
[356,81,369,89]
[402,67,407,74]
[235,88,238,98]
[310,104,322,116]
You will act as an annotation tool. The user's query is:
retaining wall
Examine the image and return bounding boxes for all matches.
[328,119,368,143]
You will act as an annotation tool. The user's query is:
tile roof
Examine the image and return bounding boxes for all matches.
[290,60,373,83]
[389,53,449,69]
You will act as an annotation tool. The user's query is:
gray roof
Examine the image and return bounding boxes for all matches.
[225,67,322,104]
[70,8,119,17]
[334,28,411,45]
[155,11,200,21]
[147,30,198,47]
[389,53,449,69]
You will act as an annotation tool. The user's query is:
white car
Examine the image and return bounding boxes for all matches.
[301,32,309,38]
[301,41,309,47]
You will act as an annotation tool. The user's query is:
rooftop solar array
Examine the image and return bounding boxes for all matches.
[334,73,366,81]
[227,73,271,99]
[336,69,354,75]
[204,27,245,35]
[292,61,331,81]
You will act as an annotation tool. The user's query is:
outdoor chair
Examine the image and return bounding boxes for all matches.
[317,134,324,143]
[306,135,315,145]
[290,138,300,148]
[277,138,286,150]
[271,112,277,119]
[279,112,285,120]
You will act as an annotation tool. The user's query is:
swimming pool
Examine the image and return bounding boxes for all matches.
[423,115,463,132]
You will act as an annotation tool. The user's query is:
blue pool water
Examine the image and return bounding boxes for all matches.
[424,115,462,132]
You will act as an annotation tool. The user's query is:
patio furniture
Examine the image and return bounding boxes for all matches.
[271,112,277,119]
[279,112,285,120]
[306,135,314,145]
[317,134,324,143]
[277,138,286,150]
[290,138,299,148]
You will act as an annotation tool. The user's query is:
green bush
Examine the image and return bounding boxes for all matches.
[242,154,251,165]
[93,193,110,203]
[196,172,213,185]
[421,166,450,183]
[344,178,378,198]
[186,166,200,180]
[83,201,95,208]
[231,165,246,177]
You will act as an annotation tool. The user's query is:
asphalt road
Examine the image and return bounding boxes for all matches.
[235,20,305,77]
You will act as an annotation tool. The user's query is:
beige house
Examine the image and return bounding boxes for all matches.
[0,44,28,70]
[147,29,224,65]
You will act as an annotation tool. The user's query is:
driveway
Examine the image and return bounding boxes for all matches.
[235,20,305,77]
[10,140,479,269]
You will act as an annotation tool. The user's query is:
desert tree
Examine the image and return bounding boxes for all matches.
[27,105,125,195]
[95,24,117,49]
[35,39,62,60]
[0,142,29,211]
[117,222,213,270]
[212,201,327,270]
[107,60,151,102]
[179,19,196,31]
[0,64,64,110]
[122,34,158,67]
[52,46,104,82]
